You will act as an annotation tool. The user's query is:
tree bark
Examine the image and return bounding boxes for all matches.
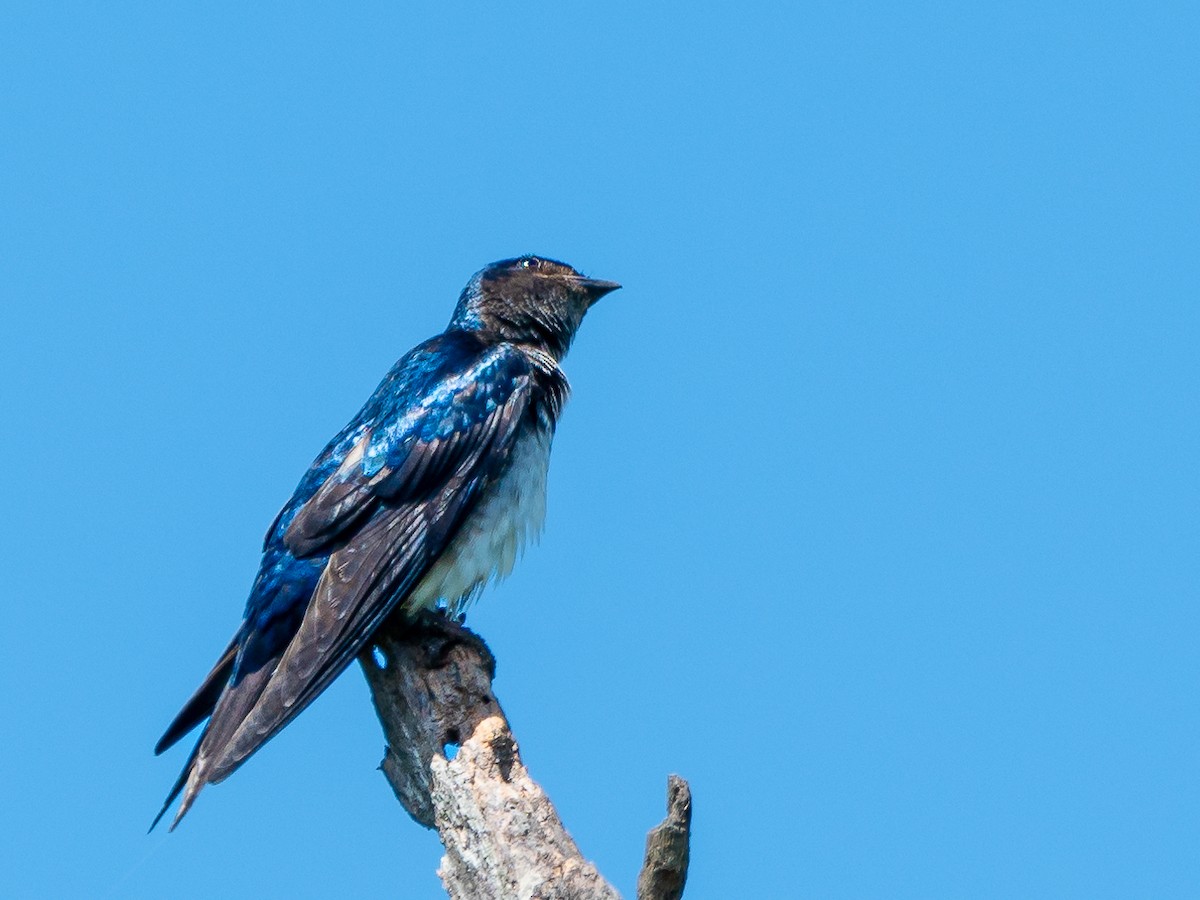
[359,613,691,900]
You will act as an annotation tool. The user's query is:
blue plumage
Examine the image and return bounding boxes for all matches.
[153,256,619,829]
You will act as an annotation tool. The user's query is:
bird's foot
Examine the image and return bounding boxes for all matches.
[411,609,496,678]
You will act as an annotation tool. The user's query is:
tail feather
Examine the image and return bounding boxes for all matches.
[152,644,279,830]
[149,738,202,832]
[154,637,239,756]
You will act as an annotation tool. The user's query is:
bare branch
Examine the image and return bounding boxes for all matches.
[360,614,623,899]
[636,776,692,900]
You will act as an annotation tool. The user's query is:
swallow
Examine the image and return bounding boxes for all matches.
[153,256,620,830]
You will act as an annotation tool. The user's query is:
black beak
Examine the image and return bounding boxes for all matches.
[576,277,622,304]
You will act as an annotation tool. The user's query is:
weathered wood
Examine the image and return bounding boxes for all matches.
[636,776,692,900]
[360,613,639,899]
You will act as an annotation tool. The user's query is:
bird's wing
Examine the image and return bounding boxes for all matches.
[283,345,534,557]
[164,343,534,825]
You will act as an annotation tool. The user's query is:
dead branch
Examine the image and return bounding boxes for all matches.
[359,613,691,900]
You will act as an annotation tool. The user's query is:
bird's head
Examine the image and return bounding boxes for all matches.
[450,256,621,359]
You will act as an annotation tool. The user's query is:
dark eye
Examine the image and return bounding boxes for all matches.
[520,258,540,270]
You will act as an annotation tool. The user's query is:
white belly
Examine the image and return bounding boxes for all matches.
[405,426,552,617]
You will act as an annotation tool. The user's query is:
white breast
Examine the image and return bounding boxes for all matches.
[405,426,553,617]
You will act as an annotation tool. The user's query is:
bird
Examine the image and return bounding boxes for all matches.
[152,255,620,831]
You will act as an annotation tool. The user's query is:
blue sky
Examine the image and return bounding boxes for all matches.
[2,1,1197,897]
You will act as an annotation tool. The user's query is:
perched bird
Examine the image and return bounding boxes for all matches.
[153,256,620,830]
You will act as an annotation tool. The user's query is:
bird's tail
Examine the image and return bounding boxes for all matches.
[154,637,238,757]
[148,741,201,833]
[151,650,279,830]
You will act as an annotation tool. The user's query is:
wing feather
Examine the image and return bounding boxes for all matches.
[207,380,530,781]
[158,345,537,825]
[283,432,378,557]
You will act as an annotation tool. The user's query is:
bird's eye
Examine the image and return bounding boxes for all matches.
[520,258,539,270]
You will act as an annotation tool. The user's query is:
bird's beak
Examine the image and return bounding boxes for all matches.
[575,277,622,305]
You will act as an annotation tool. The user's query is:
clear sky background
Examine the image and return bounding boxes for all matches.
[2,2,1197,898]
